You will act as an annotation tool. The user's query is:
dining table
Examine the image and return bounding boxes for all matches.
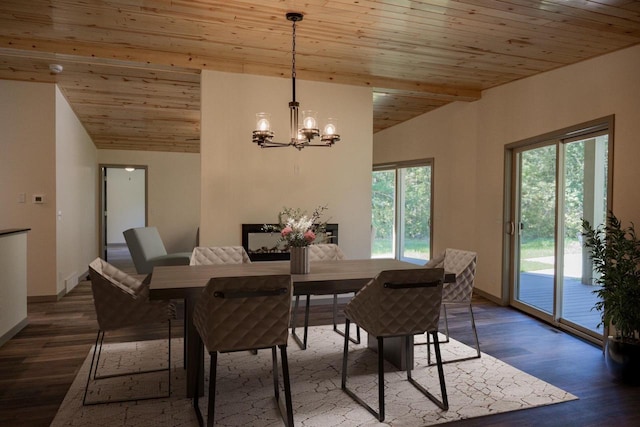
[149,258,453,397]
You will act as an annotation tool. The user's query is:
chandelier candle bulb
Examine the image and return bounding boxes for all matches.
[302,111,318,130]
[256,113,271,131]
[323,119,337,136]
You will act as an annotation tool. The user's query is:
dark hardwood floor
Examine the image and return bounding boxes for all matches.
[1,280,639,426]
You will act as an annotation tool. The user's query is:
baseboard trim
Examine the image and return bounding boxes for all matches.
[0,317,28,348]
[27,292,62,303]
[474,288,505,306]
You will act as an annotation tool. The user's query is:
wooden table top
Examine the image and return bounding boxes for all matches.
[149,258,436,298]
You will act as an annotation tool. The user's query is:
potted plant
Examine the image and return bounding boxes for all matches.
[582,212,640,384]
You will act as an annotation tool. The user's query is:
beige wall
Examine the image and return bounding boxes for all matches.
[200,71,373,258]
[374,44,640,299]
[0,81,57,297]
[55,86,98,295]
[97,150,201,252]
[0,231,28,345]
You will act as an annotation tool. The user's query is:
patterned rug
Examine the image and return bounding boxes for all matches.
[51,325,577,426]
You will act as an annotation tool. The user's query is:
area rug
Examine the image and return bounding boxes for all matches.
[51,325,577,426]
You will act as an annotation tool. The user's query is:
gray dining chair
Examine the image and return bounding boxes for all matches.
[422,248,480,364]
[341,267,448,421]
[123,226,191,274]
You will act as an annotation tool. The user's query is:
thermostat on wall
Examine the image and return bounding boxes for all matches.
[32,194,45,204]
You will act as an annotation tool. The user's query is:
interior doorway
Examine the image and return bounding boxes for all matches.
[99,165,147,270]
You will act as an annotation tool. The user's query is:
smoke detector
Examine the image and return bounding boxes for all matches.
[49,64,63,74]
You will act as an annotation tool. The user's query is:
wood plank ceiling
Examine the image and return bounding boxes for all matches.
[1,0,639,153]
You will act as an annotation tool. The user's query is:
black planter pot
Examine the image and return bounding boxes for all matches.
[605,336,640,385]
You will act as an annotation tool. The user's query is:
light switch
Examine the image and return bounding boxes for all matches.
[18,193,26,203]
[33,194,45,204]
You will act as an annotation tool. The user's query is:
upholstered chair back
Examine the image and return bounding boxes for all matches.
[193,275,292,353]
[308,243,346,261]
[88,257,175,332]
[123,226,167,268]
[425,249,477,303]
[123,227,191,274]
[344,268,444,338]
[190,246,251,265]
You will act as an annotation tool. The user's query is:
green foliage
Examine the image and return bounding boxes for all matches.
[371,166,431,240]
[371,170,395,239]
[520,139,608,242]
[520,145,557,241]
[582,213,640,341]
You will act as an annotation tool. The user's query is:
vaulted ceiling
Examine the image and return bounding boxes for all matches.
[1,1,639,153]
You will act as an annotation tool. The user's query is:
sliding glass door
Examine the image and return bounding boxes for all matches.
[372,160,433,264]
[508,119,611,343]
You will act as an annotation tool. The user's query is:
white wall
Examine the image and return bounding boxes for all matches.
[200,71,373,258]
[98,150,201,252]
[106,168,145,244]
[0,81,57,297]
[55,87,98,294]
[374,44,640,299]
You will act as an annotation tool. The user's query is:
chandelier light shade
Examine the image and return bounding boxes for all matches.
[252,12,340,150]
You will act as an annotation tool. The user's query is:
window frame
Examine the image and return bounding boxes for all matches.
[372,158,434,264]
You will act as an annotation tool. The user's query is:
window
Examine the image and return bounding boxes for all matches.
[371,159,433,264]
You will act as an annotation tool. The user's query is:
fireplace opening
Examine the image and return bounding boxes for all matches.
[241,223,339,262]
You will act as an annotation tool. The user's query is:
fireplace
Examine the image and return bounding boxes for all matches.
[242,223,339,262]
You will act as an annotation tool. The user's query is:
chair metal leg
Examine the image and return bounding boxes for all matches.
[377,337,385,422]
[279,345,295,427]
[184,298,188,369]
[427,303,481,365]
[82,331,102,405]
[340,319,350,390]
[207,352,217,427]
[333,293,361,344]
[193,341,204,427]
[272,346,279,400]
[443,304,450,341]
[469,304,481,358]
[84,320,172,406]
[92,330,106,379]
[406,332,448,410]
[291,294,309,350]
[341,319,386,421]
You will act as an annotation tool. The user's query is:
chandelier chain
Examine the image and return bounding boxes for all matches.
[292,20,296,80]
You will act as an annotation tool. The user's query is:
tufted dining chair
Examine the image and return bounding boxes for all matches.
[190,246,251,266]
[422,248,480,364]
[291,243,360,350]
[341,268,448,421]
[83,257,176,405]
[187,246,253,360]
[192,274,294,427]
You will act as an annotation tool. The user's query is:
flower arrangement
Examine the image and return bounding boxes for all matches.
[264,205,330,248]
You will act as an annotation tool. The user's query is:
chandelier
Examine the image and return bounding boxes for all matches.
[252,12,340,150]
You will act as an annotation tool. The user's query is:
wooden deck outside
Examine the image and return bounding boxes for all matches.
[519,271,602,333]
